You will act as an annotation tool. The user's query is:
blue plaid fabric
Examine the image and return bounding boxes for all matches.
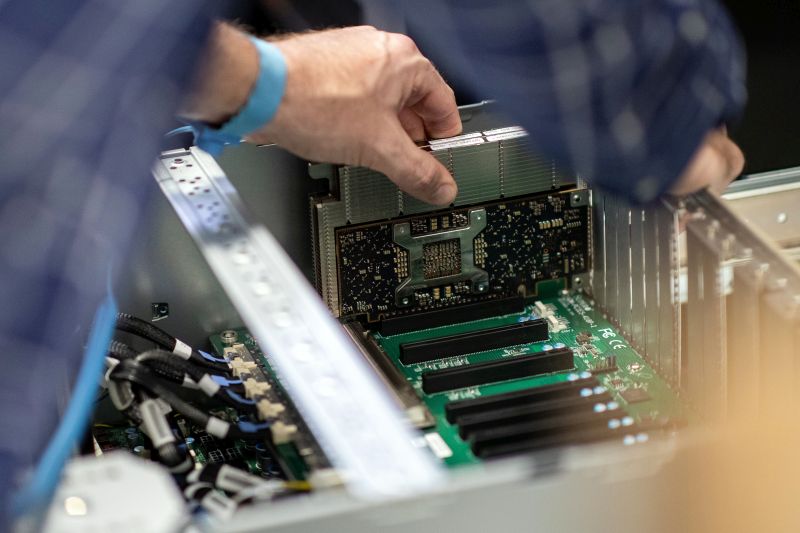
[403,0,746,202]
[0,0,221,527]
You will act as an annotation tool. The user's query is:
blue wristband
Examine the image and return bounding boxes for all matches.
[193,36,287,156]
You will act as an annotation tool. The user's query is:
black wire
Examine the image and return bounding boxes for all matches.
[109,339,137,360]
[114,313,230,373]
[134,350,256,413]
[116,313,175,350]
[110,360,265,440]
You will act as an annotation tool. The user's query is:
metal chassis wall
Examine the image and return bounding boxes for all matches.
[591,183,800,421]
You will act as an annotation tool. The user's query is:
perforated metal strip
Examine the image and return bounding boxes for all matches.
[153,148,442,499]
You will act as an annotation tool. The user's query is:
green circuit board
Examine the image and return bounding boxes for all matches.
[209,331,323,481]
[372,292,687,466]
[205,293,687,469]
[93,414,263,475]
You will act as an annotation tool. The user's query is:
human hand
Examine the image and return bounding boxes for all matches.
[247,26,462,206]
[669,128,745,197]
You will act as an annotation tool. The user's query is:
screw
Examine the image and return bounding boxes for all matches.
[221,330,238,344]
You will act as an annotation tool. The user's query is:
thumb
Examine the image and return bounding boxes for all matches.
[367,120,458,206]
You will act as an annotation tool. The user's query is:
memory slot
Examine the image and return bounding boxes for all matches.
[399,319,549,365]
[468,407,624,455]
[445,375,598,423]
[378,296,525,336]
[456,391,614,440]
[421,347,574,394]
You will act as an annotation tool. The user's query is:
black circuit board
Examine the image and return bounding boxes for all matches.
[335,191,589,322]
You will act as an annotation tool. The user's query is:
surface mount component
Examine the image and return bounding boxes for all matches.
[620,387,652,404]
[591,356,618,375]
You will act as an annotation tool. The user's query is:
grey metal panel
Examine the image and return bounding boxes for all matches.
[685,229,706,410]
[655,204,679,385]
[604,194,619,324]
[701,239,727,419]
[667,190,800,414]
[629,208,646,351]
[725,186,800,249]
[758,288,799,410]
[118,143,317,345]
[116,171,242,345]
[726,260,763,420]
[617,203,633,338]
[591,189,606,306]
[643,208,661,369]
[684,218,727,419]
[220,438,686,533]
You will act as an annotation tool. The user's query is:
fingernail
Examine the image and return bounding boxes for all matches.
[433,183,457,205]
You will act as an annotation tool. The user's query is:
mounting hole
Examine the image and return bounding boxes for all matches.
[151,302,169,321]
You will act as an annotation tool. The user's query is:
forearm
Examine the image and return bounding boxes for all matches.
[179,22,258,127]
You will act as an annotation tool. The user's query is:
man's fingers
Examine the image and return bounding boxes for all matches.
[398,107,426,141]
[368,120,458,206]
[669,130,744,197]
[407,64,462,139]
[712,131,745,178]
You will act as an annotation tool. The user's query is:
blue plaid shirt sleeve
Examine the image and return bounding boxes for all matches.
[0,0,223,527]
[403,0,747,203]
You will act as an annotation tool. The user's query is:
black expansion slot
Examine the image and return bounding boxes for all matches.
[469,407,623,455]
[421,346,574,394]
[399,319,549,365]
[445,376,599,423]
[475,411,679,458]
[476,423,636,458]
[456,392,614,439]
[378,296,525,336]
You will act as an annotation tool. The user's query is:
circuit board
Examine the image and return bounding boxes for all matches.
[371,292,687,466]
[209,330,326,481]
[93,414,267,477]
[335,190,589,322]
